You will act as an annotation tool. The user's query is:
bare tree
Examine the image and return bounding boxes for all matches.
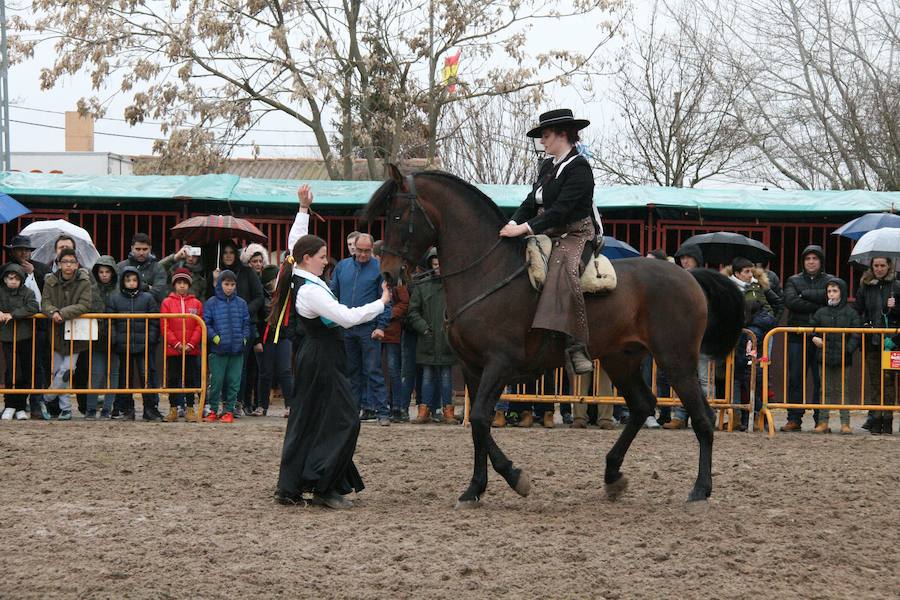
[438,92,541,184]
[679,0,900,190]
[11,0,625,180]
[593,3,752,187]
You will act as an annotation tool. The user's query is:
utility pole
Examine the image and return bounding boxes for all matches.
[0,1,10,171]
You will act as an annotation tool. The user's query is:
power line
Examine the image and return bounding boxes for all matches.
[9,103,336,135]
[9,118,322,148]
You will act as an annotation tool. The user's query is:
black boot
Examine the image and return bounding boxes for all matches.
[862,412,875,430]
[870,416,883,435]
[882,415,893,435]
[565,338,594,375]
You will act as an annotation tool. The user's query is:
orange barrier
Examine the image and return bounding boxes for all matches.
[464,330,759,431]
[759,326,900,436]
[0,313,207,412]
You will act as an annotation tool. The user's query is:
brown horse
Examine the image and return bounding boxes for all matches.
[363,166,744,507]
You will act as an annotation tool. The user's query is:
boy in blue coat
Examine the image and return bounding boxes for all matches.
[203,270,250,423]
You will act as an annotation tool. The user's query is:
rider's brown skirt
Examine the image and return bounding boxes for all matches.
[531,216,594,343]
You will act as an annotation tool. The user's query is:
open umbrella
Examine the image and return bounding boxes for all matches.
[171,215,267,245]
[171,214,268,265]
[0,193,30,224]
[833,212,900,240]
[678,231,775,265]
[19,220,100,269]
[600,236,641,259]
[848,228,900,266]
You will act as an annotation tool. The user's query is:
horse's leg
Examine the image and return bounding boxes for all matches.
[656,353,715,502]
[457,364,509,508]
[601,354,656,500]
[463,368,530,497]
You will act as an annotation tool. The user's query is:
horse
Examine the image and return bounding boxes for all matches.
[363,165,745,507]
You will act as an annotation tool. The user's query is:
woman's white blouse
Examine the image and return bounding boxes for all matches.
[292,268,385,328]
[287,210,310,251]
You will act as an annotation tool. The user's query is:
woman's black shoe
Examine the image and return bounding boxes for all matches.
[311,491,353,510]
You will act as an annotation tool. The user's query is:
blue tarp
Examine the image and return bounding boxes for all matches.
[1,172,898,214]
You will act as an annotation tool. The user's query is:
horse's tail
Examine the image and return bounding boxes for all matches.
[691,268,745,359]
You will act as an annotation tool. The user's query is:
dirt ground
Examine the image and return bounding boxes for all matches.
[1,409,898,600]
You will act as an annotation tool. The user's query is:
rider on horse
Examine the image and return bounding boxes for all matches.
[499,108,601,375]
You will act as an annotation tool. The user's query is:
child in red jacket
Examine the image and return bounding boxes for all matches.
[161,268,204,422]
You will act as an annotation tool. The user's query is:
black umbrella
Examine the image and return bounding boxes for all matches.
[678,232,775,265]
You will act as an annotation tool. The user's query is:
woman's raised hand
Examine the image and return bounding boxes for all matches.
[297,184,313,212]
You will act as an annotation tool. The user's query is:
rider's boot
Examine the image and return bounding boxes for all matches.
[565,337,594,375]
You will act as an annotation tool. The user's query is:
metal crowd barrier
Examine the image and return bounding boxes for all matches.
[0,313,207,410]
[463,330,759,431]
[759,326,900,437]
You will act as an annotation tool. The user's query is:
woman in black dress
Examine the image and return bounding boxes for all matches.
[270,234,390,509]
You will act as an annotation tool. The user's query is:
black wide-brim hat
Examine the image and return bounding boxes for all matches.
[4,234,36,251]
[526,108,590,138]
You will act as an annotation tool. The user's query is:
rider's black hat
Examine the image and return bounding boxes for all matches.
[526,109,590,138]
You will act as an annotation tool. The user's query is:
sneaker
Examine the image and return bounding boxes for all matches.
[202,405,211,418]
[252,407,266,417]
[562,413,573,425]
[84,412,96,421]
[1,407,14,420]
[58,411,72,421]
[644,415,661,429]
[14,410,28,420]
[780,421,802,432]
[143,408,165,422]
[219,412,235,424]
[100,409,110,419]
[177,406,186,419]
[204,412,218,423]
[378,417,391,426]
[359,409,377,421]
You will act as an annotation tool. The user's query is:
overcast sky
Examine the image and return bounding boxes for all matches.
[7,1,645,157]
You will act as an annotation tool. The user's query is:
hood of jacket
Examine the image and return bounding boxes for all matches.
[801,244,825,264]
[861,266,896,286]
[214,274,238,301]
[1,262,26,287]
[674,244,704,267]
[92,255,119,287]
[240,243,269,267]
[119,266,142,298]
[825,277,849,308]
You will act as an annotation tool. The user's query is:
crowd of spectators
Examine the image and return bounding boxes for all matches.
[0,214,896,435]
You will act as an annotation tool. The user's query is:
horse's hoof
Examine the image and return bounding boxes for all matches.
[513,470,531,497]
[605,475,628,501]
[454,498,482,510]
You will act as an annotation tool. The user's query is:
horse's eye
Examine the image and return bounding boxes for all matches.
[392,215,401,222]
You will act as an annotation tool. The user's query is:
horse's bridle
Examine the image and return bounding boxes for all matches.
[379,175,437,267]
[380,174,527,323]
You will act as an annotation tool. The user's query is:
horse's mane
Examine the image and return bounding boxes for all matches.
[361,170,510,225]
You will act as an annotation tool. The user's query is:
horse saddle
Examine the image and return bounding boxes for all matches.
[525,235,617,294]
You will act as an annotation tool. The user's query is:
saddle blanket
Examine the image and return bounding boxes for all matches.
[525,234,617,294]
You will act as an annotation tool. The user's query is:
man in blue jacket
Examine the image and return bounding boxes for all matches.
[330,234,392,425]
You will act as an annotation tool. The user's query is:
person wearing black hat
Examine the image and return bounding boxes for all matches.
[500,108,600,376]
[3,234,52,417]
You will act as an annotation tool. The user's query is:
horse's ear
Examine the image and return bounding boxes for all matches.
[387,163,407,191]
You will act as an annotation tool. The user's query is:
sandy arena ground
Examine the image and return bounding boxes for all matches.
[1,409,898,599]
